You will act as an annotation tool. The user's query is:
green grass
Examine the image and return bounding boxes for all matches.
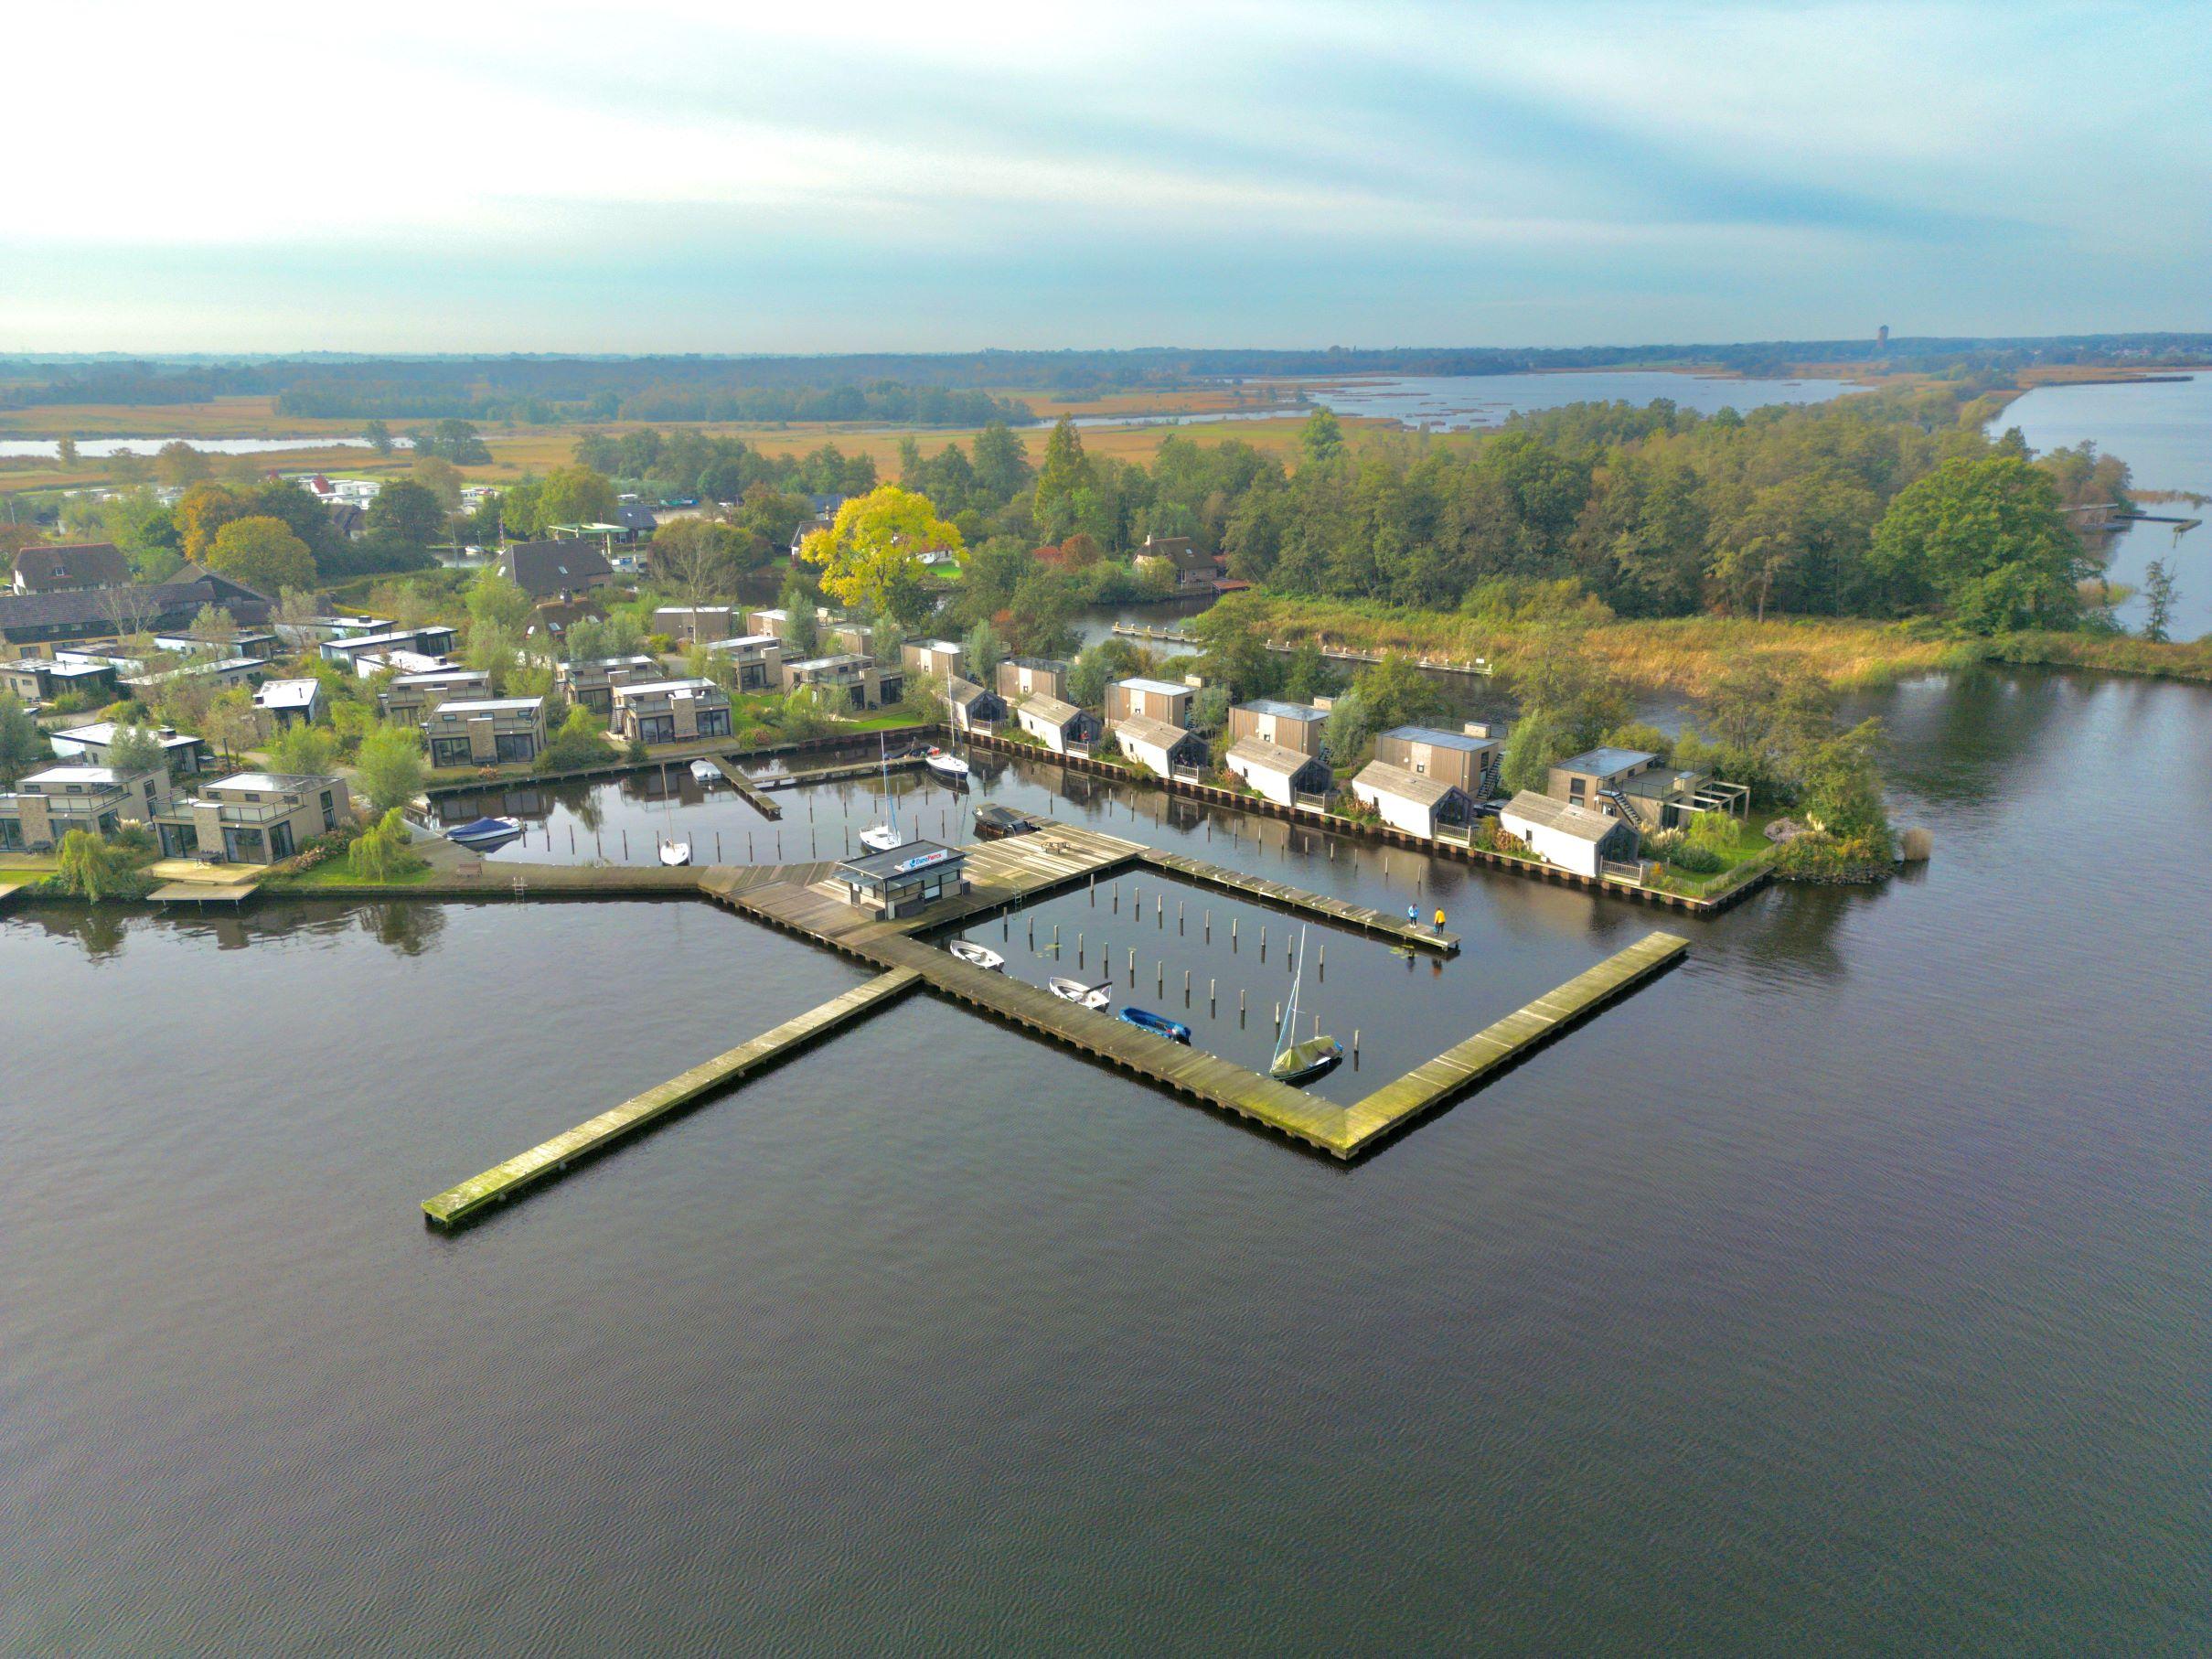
[263,861,440,891]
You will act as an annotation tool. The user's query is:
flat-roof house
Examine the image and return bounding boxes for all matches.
[700,635,783,692]
[651,605,735,643]
[1114,714,1207,781]
[124,655,269,698]
[378,668,493,723]
[745,606,795,638]
[554,655,661,715]
[1376,723,1503,800]
[1106,677,1192,727]
[13,542,132,594]
[422,696,548,768]
[996,656,1070,703]
[152,771,349,864]
[1351,760,1474,839]
[824,620,874,658]
[1131,534,1221,593]
[317,626,457,669]
[1546,747,1725,833]
[498,541,614,604]
[50,722,211,776]
[903,639,963,680]
[833,839,967,921]
[1225,736,1331,808]
[252,678,324,733]
[0,657,120,705]
[1016,694,1101,755]
[0,762,174,851]
[1499,789,1639,877]
[609,679,732,745]
[1228,699,1329,758]
[942,675,1005,733]
[784,653,901,711]
[274,614,393,648]
[153,629,280,660]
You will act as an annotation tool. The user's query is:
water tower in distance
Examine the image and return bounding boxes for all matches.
[1876,324,1890,351]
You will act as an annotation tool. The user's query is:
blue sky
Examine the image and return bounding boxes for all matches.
[6,0,2207,351]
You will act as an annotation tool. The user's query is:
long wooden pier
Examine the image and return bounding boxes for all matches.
[1135,848,1459,954]
[422,968,923,1229]
[708,755,783,819]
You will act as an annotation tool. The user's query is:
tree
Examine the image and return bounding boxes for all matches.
[187,603,239,653]
[272,585,321,637]
[1322,690,1373,762]
[1867,455,2086,633]
[106,724,166,778]
[269,723,339,776]
[2142,559,2178,644]
[1032,418,1095,542]
[155,441,209,487]
[57,434,80,466]
[355,724,428,810]
[208,516,316,593]
[176,482,249,561]
[972,421,1033,505]
[537,464,617,528]
[364,419,394,455]
[1189,683,1231,734]
[537,705,614,773]
[465,567,533,636]
[423,419,492,466]
[55,830,142,901]
[962,618,1006,679]
[650,519,746,618]
[409,456,464,512]
[369,479,445,548]
[205,689,258,762]
[800,485,961,623]
[349,808,424,881]
[0,691,48,785]
[779,573,820,657]
[1299,406,1344,465]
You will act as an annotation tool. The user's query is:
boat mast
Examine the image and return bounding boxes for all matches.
[1277,925,1306,1065]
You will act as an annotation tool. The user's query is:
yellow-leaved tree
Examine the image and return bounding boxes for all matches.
[800,486,959,624]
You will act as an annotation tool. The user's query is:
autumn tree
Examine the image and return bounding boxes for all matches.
[799,485,961,625]
[176,482,249,562]
[207,516,316,594]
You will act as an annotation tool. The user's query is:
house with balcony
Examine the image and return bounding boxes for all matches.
[1500,790,1639,877]
[152,771,349,863]
[609,679,732,745]
[318,626,458,670]
[421,696,548,768]
[378,668,494,723]
[783,654,901,711]
[0,763,174,851]
[1376,723,1504,801]
[903,638,964,680]
[651,605,735,643]
[1114,714,1206,782]
[942,676,1005,733]
[1545,747,1746,833]
[49,722,211,776]
[996,656,1070,703]
[0,657,120,706]
[1106,676,1193,728]
[554,655,661,716]
[1015,694,1101,756]
[1227,699,1329,758]
[700,635,783,692]
[1225,737,1331,809]
[1351,761,1475,840]
[274,614,393,648]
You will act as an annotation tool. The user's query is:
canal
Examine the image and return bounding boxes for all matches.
[4,665,2208,1654]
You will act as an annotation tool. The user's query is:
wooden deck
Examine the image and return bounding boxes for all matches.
[0,879,31,911]
[422,968,923,1229]
[1341,929,1689,1153]
[708,755,782,819]
[1136,848,1459,953]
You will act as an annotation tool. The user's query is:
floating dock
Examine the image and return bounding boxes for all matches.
[708,755,782,819]
[1136,848,1458,954]
[422,967,923,1229]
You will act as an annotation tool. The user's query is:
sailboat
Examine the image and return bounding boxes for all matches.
[1269,925,1343,1086]
[859,735,903,853]
[657,758,692,866]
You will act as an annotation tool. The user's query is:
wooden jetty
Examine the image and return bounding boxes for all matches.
[0,879,31,911]
[708,755,782,819]
[761,752,927,790]
[1340,929,1688,1153]
[1136,847,1459,954]
[422,968,923,1229]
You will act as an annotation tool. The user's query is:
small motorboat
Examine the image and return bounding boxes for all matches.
[948,940,1005,971]
[1117,1006,1191,1044]
[972,805,1036,840]
[658,840,692,867]
[689,759,721,783]
[1048,977,1111,1011]
[1269,1034,1343,1085]
[924,746,971,782]
[447,815,523,851]
[859,824,903,853]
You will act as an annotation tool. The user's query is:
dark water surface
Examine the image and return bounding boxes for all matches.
[5,669,2209,1655]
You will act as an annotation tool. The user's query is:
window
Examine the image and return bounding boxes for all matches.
[494,733,538,763]
[698,709,732,740]
[431,737,472,768]
[321,790,337,830]
[637,715,675,745]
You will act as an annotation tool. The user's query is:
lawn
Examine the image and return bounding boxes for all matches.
[263,860,441,891]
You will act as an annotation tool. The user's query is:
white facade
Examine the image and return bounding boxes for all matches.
[1498,791,1633,877]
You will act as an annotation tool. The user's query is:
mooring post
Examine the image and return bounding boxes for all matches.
[1232,916,1238,947]
[1183,969,1191,1002]
[1352,1028,1360,1056]
[1127,947,1136,981]
[1261,925,1267,960]
[716,833,722,862]
[1052,924,1060,954]
[1029,917,1035,947]
[1204,908,1212,941]
[623,830,629,857]
[1158,960,1164,992]
[1240,989,1246,1023]
[1078,931,1085,967]
[1210,978,1216,1013]
[1178,900,1184,934]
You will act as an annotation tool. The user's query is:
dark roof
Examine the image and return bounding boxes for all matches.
[500,540,614,599]
[835,838,966,882]
[0,573,272,637]
[327,502,367,537]
[614,503,658,533]
[13,542,130,593]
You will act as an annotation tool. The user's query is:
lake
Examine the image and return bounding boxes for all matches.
[1309,369,1860,429]
[5,663,2208,1654]
[0,435,397,459]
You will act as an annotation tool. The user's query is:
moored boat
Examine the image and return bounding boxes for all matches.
[446,815,523,850]
[1117,1006,1191,1044]
[1268,1034,1342,1085]
[972,805,1035,840]
[948,939,1005,970]
[689,759,721,783]
[859,824,903,853]
[924,747,970,782]
[658,840,692,866]
[1048,977,1111,1010]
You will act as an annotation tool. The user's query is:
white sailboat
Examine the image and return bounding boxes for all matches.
[657,758,692,866]
[1269,925,1342,1085]
[858,735,903,853]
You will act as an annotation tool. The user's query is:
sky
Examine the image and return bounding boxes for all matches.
[5,0,2207,353]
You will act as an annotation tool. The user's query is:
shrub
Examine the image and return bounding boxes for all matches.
[537,706,613,773]
[54,830,153,900]
[1666,840,1725,875]
[347,807,425,881]
[356,723,428,810]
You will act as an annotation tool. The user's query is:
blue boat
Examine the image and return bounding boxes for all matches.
[1117,1006,1192,1044]
[447,815,523,850]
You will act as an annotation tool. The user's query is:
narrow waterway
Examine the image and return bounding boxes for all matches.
[4,664,2207,1654]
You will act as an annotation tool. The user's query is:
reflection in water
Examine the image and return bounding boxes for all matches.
[360,899,446,957]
